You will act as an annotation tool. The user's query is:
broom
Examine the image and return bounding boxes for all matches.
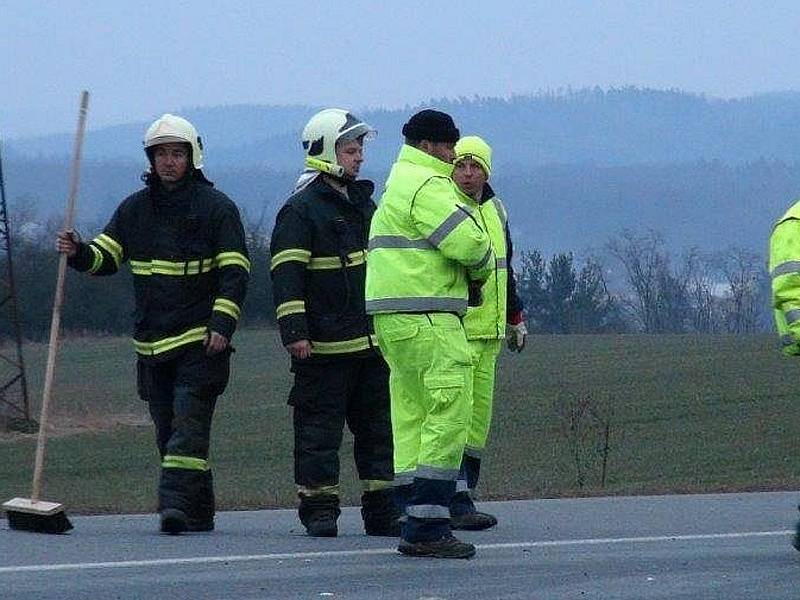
[3,90,89,533]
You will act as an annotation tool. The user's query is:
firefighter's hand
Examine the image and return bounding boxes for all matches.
[204,330,229,355]
[506,321,528,353]
[286,339,312,360]
[56,230,80,257]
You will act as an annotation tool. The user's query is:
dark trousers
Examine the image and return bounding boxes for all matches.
[290,353,393,488]
[450,455,482,516]
[396,479,456,542]
[137,344,230,522]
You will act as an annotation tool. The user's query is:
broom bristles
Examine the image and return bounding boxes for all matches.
[3,497,73,534]
[6,508,73,534]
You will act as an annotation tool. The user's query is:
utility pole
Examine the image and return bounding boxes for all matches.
[0,140,33,433]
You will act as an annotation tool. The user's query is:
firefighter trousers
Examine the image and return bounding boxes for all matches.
[289,353,393,492]
[137,343,231,524]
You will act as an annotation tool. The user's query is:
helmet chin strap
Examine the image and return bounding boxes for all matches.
[305,157,347,179]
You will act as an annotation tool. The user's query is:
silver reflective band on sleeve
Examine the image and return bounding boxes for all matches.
[771,260,800,278]
[782,334,797,347]
[406,504,451,519]
[496,257,508,269]
[469,247,493,269]
[394,472,415,486]
[785,308,800,325]
[365,297,466,313]
[493,198,508,228]
[368,236,433,251]
[427,208,471,247]
[464,446,483,459]
[455,479,469,492]
[416,465,459,480]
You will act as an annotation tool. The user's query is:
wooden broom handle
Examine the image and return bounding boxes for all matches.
[31,91,89,502]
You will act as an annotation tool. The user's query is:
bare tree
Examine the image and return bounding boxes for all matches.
[713,247,763,333]
[683,248,717,333]
[606,229,688,333]
[572,256,621,333]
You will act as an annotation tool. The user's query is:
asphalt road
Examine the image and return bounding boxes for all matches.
[2,491,799,599]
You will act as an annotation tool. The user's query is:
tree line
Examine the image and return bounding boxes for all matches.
[0,217,771,341]
[516,229,771,334]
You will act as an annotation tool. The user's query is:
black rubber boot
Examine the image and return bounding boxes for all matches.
[187,470,215,532]
[298,493,340,537]
[160,508,189,535]
[186,514,215,532]
[361,489,401,536]
[793,519,800,552]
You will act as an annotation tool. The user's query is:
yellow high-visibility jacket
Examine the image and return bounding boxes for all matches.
[769,199,800,355]
[366,144,493,315]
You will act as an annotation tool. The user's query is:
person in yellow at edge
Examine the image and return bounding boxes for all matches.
[366,109,494,559]
[450,135,527,531]
[768,197,800,552]
[56,114,250,535]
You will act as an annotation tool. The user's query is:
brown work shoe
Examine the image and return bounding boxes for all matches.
[398,534,476,559]
[451,511,497,531]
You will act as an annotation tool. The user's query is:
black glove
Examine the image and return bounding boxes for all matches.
[467,280,484,307]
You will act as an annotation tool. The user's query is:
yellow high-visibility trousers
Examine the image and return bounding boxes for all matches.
[465,338,502,454]
[374,313,473,481]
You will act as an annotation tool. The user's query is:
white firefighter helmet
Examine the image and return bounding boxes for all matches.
[301,108,374,178]
[143,114,204,169]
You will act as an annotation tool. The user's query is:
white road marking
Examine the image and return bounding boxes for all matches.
[0,530,792,575]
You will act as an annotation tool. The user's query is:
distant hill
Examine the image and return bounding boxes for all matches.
[4,88,800,256]
[11,88,800,169]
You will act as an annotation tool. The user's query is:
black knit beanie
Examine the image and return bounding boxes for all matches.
[402,109,460,143]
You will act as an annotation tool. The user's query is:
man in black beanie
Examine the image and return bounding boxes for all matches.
[399,109,461,163]
[365,109,493,559]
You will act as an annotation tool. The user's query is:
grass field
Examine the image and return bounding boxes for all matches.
[1,329,799,514]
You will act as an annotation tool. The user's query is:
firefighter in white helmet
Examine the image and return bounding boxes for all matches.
[56,114,250,535]
[269,108,399,537]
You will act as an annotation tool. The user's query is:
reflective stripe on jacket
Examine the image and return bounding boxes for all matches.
[365,144,493,315]
[270,175,379,357]
[68,177,250,358]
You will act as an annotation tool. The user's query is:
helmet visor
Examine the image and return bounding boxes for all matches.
[145,134,191,148]
[337,122,375,145]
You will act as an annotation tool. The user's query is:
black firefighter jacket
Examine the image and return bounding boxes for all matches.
[270,175,378,361]
[68,175,250,360]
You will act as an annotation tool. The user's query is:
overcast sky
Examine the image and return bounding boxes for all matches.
[3,0,800,138]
